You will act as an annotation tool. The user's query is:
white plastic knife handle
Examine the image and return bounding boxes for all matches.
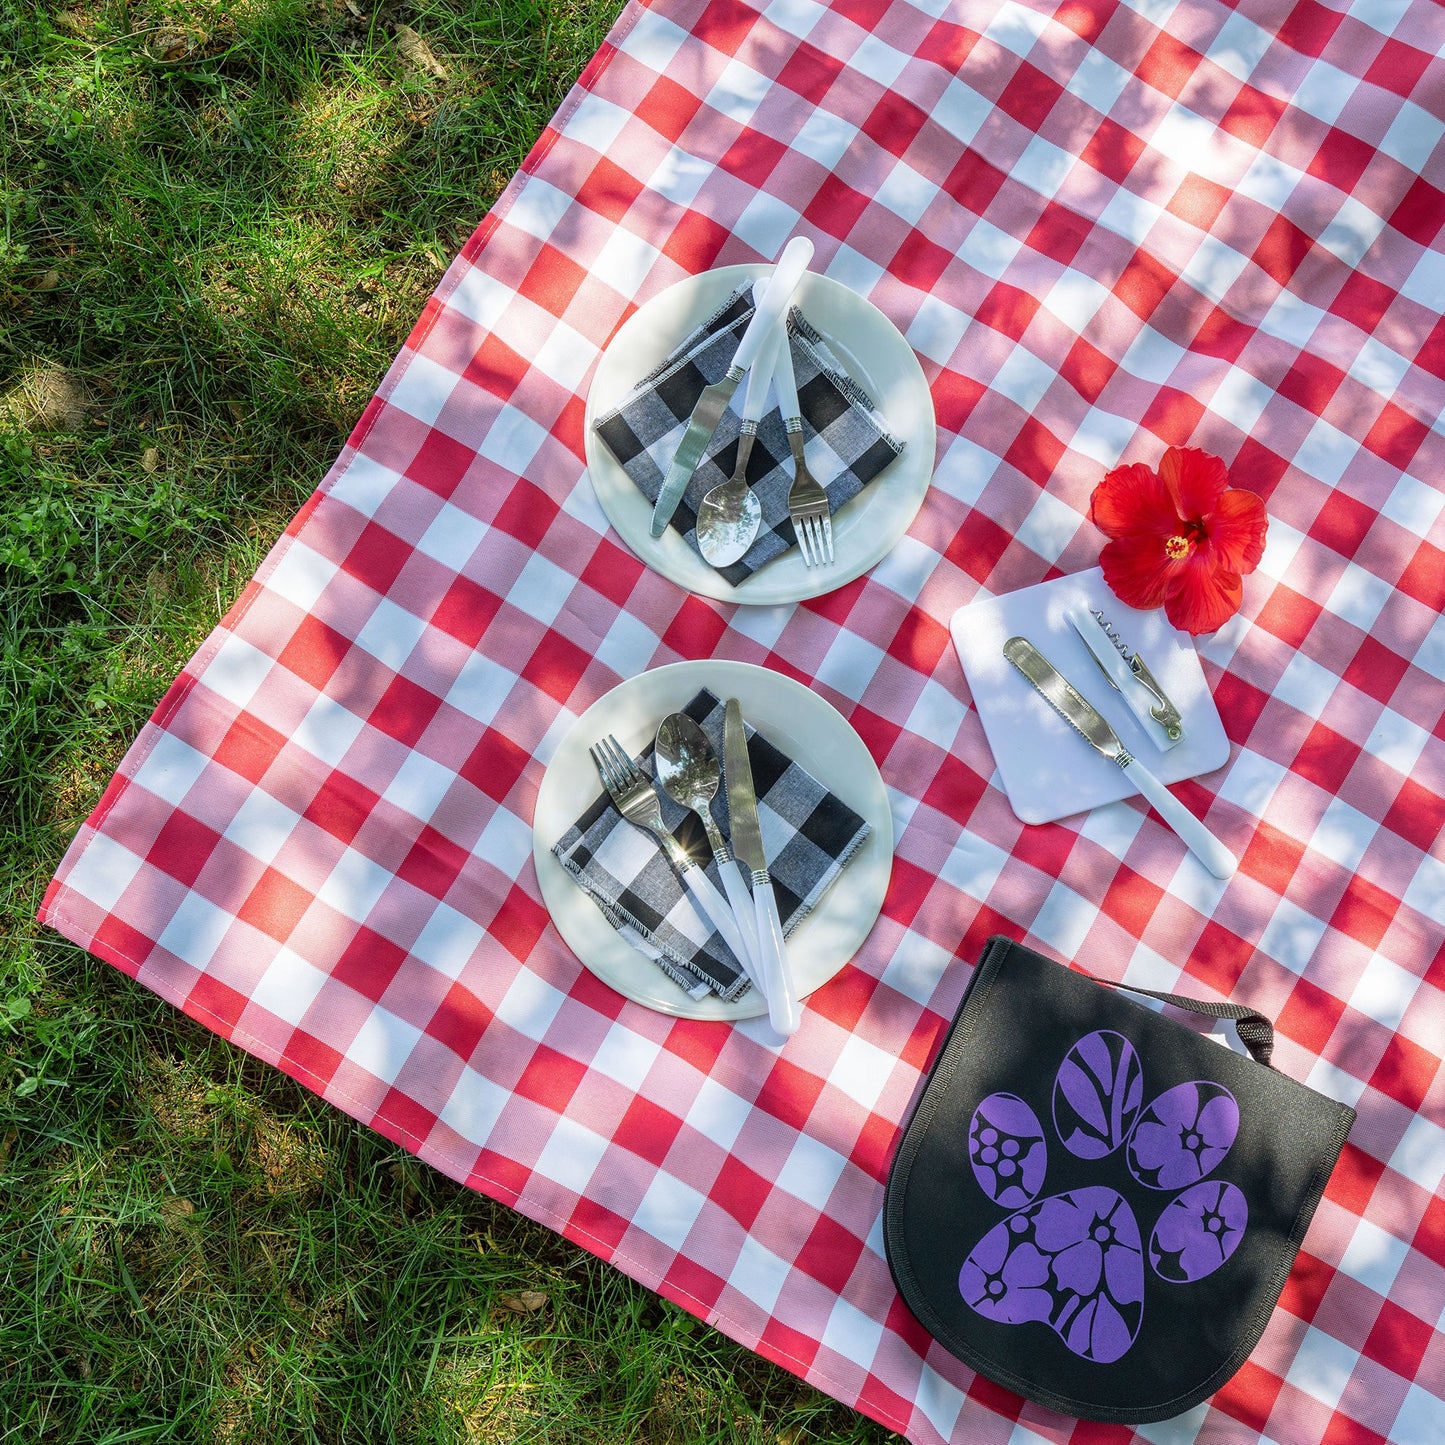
[739,284,784,425]
[1124,760,1237,879]
[716,855,767,998]
[731,237,812,376]
[677,861,761,985]
[753,875,800,1036]
[773,313,800,422]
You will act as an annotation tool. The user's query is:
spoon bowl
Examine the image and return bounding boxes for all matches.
[654,713,729,854]
[695,439,763,568]
[694,281,783,569]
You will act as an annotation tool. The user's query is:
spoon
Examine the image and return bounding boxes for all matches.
[653,712,766,999]
[695,284,787,569]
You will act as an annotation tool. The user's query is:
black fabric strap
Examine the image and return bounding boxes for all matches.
[1091,975,1275,1068]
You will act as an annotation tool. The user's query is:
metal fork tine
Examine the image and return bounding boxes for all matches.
[819,514,834,563]
[603,735,642,787]
[588,743,620,797]
[594,735,617,773]
[804,517,821,568]
[799,516,817,568]
[596,738,624,791]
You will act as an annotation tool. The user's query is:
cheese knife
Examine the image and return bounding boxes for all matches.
[650,236,814,537]
[723,698,801,1035]
[1003,637,1236,879]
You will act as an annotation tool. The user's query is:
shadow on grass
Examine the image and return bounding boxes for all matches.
[2,5,903,1440]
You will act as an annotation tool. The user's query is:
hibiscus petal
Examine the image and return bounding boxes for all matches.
[1165,559,1243,634]
[1100,535,1175,610]
[1204,488,1268,575]
[1090,463,1180,539]
[1159,446,1228,520]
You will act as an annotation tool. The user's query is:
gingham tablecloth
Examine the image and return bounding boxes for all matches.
[40,0,1445,1440]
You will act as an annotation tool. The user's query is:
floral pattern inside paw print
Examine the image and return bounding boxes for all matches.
[958,1030,1247,1363]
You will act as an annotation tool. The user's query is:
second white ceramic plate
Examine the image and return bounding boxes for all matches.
[531,660,893,1020]
[584,265,935,604]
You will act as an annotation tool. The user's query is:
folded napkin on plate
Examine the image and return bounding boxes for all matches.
[551,689,873,1002]
[592,286,904,585]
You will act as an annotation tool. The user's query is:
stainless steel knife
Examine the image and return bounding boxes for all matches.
[1066,606,1185,747]
[723,697,801,1035]
[650,236,814,538]
[1003,637,1236,879]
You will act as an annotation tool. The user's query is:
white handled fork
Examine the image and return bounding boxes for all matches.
[589,735,757,989]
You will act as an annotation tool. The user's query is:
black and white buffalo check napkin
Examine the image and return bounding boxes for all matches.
[551,689,873,1002]
[592,285,905,585]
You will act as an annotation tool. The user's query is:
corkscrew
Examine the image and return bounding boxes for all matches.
[1090,609,1184,741]
[1067,606,1186,745]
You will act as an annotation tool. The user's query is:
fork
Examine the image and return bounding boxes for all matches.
[589,734,756,984]
[774,326,833,567]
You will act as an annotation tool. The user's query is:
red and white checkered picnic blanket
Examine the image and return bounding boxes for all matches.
[42,0,1445,1440]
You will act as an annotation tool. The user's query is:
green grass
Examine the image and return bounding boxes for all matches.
[0,3,900,1441]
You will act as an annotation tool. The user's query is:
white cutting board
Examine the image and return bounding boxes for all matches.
[950,568,1229,825]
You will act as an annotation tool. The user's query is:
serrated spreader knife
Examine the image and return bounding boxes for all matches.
[650,236,814,537]
[1003,637,1236,879]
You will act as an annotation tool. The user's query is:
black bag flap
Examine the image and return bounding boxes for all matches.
[883,937,1356,1424]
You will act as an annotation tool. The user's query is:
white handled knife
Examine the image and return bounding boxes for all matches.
[723,698,801,1035]
[1004,637,1236,879]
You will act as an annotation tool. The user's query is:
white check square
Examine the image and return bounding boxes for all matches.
[292,695,367,769]
[1336,1216,1410,1297]
[410,902,487,981]
[416,502,491,573]
[535,1114,610,1194]
[251,947,331,1025]
[347,1007,425,1086]
[64,833,146,914]
[135,732,214,809]
[157,891,235,968]
[1257,896,1328,977]
[630,1173,707,1251]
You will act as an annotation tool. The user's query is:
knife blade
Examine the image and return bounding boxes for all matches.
[1066,606,1184,747]
[723,698,801,1035]
[650,235,814,537]
[1003,637,1236,879]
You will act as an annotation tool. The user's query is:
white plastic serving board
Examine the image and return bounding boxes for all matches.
[950,568,1230,825]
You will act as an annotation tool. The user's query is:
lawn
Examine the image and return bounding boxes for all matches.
[0,2,899,1440]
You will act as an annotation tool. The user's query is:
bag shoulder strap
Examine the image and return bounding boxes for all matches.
[1090,973,1275,1068]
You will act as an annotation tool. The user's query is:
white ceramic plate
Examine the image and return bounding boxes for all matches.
[583,265,935,605]
[531,660,893,1020]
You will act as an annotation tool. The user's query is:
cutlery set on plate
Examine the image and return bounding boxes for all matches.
[651,236,835,571]
[589,703,802,1034]
[1003,631,1236,879]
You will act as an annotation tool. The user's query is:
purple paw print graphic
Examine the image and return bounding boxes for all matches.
[958,1030,1247,1364]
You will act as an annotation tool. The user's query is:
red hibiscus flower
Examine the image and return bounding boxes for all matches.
[1089,447,1268,635]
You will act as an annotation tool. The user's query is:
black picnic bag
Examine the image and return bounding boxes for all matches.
[883,936,1356,1424]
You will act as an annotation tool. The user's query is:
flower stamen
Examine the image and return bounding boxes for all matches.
[1164,535,1191,560]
